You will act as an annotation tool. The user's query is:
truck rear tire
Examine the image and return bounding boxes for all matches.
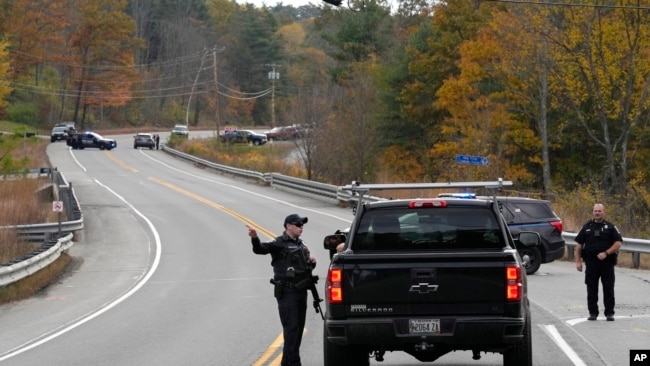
[503,314,532,366]
[323,326,369,366]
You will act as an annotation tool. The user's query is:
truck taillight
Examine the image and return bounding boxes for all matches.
[328,268,343,304]
[506,265,522,302]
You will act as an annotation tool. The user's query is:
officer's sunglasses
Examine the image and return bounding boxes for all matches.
[291,222,304,228]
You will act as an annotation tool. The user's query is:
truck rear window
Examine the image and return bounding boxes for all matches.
[352,207,504,251]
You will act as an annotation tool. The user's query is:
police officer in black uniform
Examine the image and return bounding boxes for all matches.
[575,203,622,321]
[247,214,316,366]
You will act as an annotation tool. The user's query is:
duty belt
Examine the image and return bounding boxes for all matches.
[270,278,307,289]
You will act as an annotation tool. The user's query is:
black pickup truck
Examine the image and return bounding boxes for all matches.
[322,180,538,366]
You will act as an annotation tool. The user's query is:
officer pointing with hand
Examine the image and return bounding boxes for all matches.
[247,214,316,366]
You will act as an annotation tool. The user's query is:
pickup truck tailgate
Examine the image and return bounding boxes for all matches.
[340,252,510,316]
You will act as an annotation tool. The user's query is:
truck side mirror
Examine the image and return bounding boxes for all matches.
[516,232,541,247]
[324,234,346,250]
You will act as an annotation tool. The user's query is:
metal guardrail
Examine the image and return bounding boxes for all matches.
[0,233,74,287]
[1,169,82,287]
[160,144,380,205]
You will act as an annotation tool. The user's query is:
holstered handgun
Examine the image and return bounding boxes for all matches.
[270,279,284,299]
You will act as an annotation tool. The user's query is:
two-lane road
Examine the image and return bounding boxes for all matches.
[0,135,648,365]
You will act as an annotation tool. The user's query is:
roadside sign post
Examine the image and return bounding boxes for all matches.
[53,201,63,238]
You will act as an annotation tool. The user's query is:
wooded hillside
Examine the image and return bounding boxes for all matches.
[1,0,650,215]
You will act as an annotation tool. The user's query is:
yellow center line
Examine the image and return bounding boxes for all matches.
[270,353,282,366]
[104,150,138,173]
[267,329,308,366]
[252,333,284,366]
[147,176,306,365]
[147,176,276,239]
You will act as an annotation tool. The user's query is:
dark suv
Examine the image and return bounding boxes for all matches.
[494,196,564,274]
[134,133,155,149]
[220,130,268,145]
[437,194,564,274]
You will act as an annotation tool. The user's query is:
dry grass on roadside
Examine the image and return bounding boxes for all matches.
[0,175,55,264]
[177,137,301,177]
[0,178,52,225]
[0,229,40,264]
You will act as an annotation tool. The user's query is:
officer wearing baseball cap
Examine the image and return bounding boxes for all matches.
[246,214,316,366]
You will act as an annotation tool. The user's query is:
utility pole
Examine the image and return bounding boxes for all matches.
[266,63,281,128]
[213,48,220,136]
[186,48,208,126]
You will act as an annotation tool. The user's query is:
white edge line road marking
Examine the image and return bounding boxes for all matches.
[0,178,161,362]
[68,146,87,172]
[140,151,352,224]
[541,324,587,366]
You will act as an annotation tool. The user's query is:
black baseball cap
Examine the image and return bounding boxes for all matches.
[284,214,308,227]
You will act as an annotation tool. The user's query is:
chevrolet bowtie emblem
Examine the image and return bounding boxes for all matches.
[409,283,439,294]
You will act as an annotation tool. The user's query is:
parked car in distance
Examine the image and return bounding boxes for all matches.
[171,124,189,137]
[134,133,155,149]
[51,126,71,142]
[221,130,268,145]
[68,131,117,150]
[51,122,77,143]
[264,125,301,141]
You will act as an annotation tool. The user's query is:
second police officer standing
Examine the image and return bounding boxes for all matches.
[246,214,316,366]
[574,203,622,321]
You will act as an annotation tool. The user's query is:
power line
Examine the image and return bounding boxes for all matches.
[8,80,274,101]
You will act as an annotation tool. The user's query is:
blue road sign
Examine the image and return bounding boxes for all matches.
[455,154,489,166]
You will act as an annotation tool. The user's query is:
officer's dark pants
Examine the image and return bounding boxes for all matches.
[277,287,308,366]
[584,257,616,316]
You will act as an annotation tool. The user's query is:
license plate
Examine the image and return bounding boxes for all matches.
[409,319,440,334]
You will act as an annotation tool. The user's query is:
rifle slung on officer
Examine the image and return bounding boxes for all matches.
[294,249,325,320]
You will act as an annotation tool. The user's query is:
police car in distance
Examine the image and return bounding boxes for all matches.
[68,131,117,150]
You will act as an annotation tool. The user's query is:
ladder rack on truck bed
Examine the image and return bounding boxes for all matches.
[341,178,513,213]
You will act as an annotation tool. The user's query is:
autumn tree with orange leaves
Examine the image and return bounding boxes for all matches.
[68,0,143,128]
[0,0,71,78]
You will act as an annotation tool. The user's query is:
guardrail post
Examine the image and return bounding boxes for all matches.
[632,252,640,269]
[67,182,74,221]
[566,244,575,260]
